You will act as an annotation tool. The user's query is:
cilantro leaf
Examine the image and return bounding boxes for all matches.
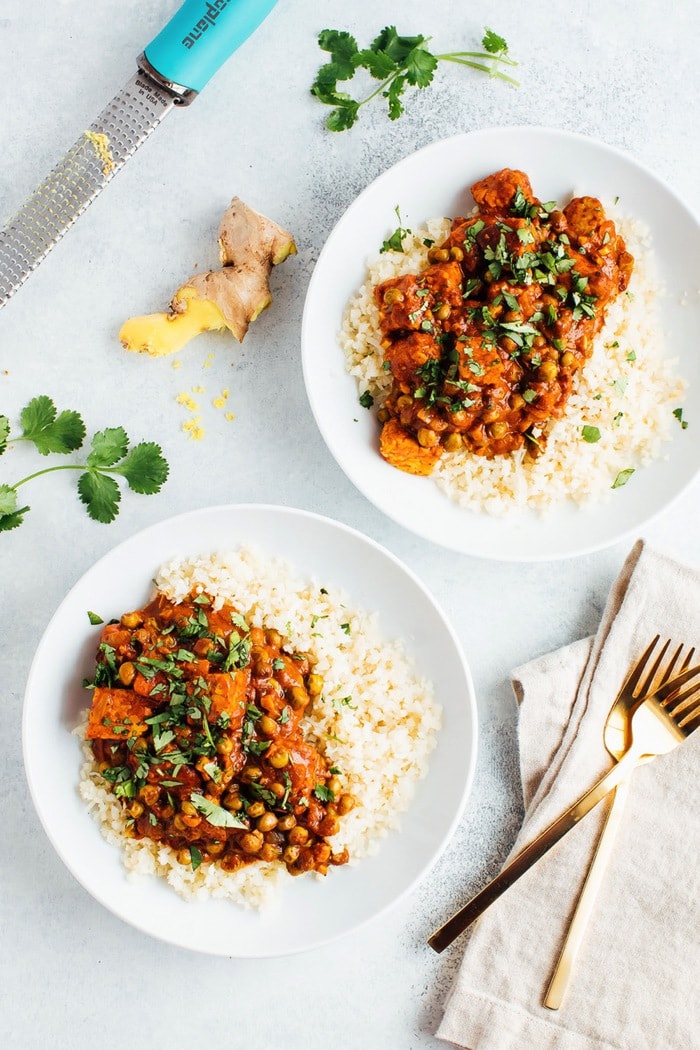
[380,205,411,253]
[317,29,359,80]
[247,782,278,807]
[482,27,508,55]
[0,510,28,531]
[355,48,397,80]
[189,792,248,828]
[372,26,427,63]
[313,783,335,803]
[325,102,360,132]
[0,415,9,456]
[312,65,346,101]
[0,484,18,516]
[189,845,203,872]
[581,425,602,443]
[44,410,86,453]
[612,468,635,489]
[673,407,689,429]
[87,426,129,468]
[382,230,405,252]
[19,395,86,455]
[87,610,104,625]
[77,471,121,523]
[113,442,169,494]
[385,74,407,120]
[0,480,28,529]
[405,45,438,87]
[19,395,55,436]
[0,484,28,531]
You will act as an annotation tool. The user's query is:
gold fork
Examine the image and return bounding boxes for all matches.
[428,655,700,953]
[544,637,695,1009]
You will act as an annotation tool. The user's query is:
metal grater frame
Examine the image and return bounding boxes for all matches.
[0,71,177,309]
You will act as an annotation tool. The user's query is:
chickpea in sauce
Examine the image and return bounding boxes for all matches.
[374,168,634,475]
[85,593,353,876]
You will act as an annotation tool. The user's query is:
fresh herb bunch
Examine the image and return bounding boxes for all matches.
[0,395,169,531]
[312,25,518,131]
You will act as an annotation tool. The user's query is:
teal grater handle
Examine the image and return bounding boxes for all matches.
[144,0,279,96]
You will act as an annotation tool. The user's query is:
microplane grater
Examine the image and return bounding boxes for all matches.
[0,0,279,311]
[0,73,175,309]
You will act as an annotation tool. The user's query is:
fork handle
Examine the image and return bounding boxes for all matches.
[427,753,635,953]
[543,778,631,1009]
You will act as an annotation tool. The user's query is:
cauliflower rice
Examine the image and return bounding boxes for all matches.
[77,546,441,909]
[341,212,686,514]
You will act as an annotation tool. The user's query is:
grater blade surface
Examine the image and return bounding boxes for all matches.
[0,71,176,309]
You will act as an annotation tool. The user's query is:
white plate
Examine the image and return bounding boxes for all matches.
[301,126,700,560]
[23,504,476,957]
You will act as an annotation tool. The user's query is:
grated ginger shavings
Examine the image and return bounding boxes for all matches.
[84,131,115,176]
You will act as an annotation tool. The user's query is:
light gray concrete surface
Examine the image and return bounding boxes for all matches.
[1,2,698,1046]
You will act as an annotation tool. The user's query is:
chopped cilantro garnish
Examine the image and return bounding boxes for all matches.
[313,783,335,803]
[189,793,247,829]
[612,468,635,489]
[247,782,278,808]
[332,695,357,710]
[380,205,411,253]
[581,425,601,443]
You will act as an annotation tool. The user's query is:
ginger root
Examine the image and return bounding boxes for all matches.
[120,198,296,356]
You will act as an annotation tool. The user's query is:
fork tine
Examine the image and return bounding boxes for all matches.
[667,687,700,719]
[622,635,663,697]
[677,696,700,733]
[660,642,685,683]
[655,663,700,707]
[638,637,672,695]
[635,641,695,700]
[663,669,700,715]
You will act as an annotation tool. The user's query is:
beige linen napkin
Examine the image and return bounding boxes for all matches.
[437,540,700,1050]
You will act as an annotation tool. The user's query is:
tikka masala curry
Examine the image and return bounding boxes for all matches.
[374,168,634,474]
[85,592,353,876]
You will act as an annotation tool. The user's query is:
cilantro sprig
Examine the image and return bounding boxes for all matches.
[312,25,518,131]
[0,395,169,531]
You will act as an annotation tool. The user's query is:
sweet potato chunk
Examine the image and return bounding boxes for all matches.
[205,670,250,727]
[379,418,441,476]
[385,331,441,385]
[471,168,534,213]
[86,687,153,740]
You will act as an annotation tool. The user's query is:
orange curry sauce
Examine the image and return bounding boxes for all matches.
[85,593,353,876]
[374,168,634,475]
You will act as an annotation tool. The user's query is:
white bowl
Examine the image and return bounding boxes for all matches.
[23,504,476,956]
[301,126,700,560]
